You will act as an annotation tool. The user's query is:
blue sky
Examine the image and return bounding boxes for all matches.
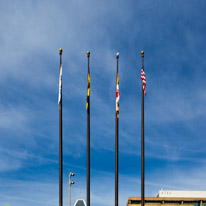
[1,0,206,206]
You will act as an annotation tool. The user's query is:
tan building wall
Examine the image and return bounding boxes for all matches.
[127,197,206,206]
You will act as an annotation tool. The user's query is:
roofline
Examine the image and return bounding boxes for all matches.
[128,197,206,201]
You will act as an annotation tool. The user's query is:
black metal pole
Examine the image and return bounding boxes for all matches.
[59,48,63,206]
[115,52,119,206]
[141,51,145,206]
[87,51,90,206]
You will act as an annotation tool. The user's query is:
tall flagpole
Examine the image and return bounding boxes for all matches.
[59,48,63,206]
[115,52,119,206]
[86,50,90,206]
[141,50,145,206]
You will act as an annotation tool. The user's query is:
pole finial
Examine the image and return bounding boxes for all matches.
[141,51,144,57]
[116,52,119,58]
[59,48,63,55]
[87,51,90,57]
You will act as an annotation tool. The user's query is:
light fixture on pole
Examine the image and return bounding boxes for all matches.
[69,172,75,206]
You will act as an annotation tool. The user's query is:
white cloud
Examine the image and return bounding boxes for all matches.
[0,1,206,206]
[0,105,28,130]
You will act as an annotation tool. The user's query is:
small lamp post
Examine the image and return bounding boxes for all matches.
[69,172,75,206]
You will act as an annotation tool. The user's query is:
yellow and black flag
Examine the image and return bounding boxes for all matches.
[86,72,90,110]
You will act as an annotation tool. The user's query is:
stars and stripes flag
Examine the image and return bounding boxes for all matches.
[58,64,62,104]
[116,74,120,117]
[86,73,90,110]
[141,69,146,95]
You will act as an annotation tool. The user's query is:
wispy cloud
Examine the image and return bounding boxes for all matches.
[0,104,28,131]
[1,1,206,206]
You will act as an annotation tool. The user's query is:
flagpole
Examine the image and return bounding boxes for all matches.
[87,50,90,206]
[59,48,63,206]
[141,50,145,206]
[115,52,119,206]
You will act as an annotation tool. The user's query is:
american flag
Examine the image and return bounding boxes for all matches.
[141,69,146,95]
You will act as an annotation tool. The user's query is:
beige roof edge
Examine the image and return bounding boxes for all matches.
[128,197,206,200]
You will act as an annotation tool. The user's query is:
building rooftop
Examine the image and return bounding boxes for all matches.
[127,191,206,206]
[156,190,206,198]
[74,199,86,206]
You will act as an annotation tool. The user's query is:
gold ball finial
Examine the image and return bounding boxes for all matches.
[116,52,119,58]
[141,51,144,57]
[87,50,90,57]
[59,48,63,54]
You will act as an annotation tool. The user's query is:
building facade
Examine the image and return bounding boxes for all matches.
[127,191,206,206]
